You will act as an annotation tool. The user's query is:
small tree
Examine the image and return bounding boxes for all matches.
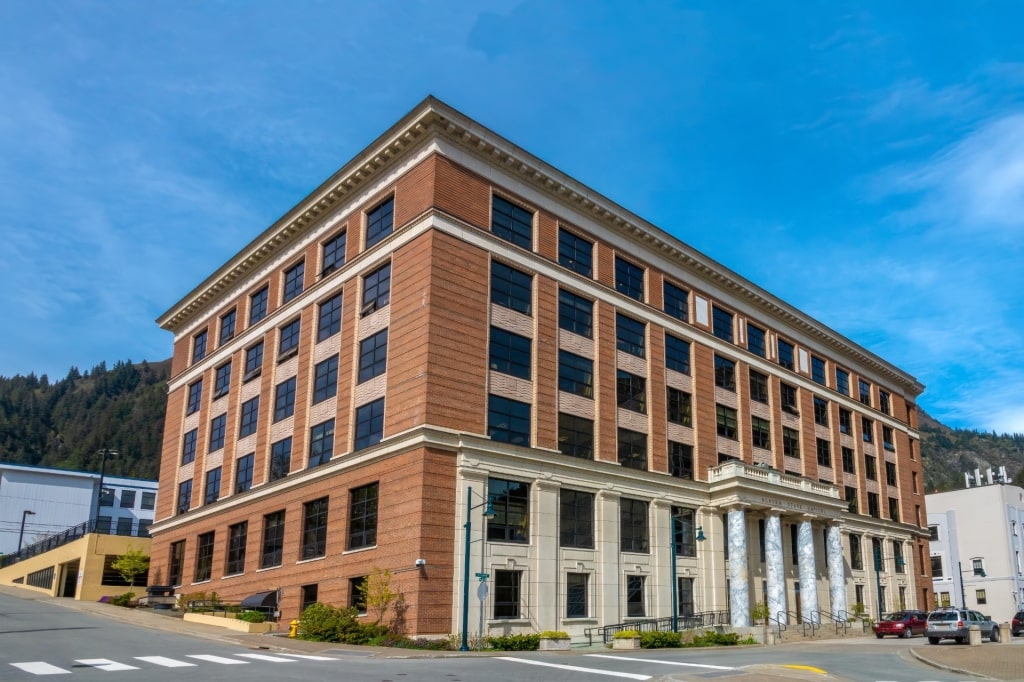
[357,567,400,625]
[111,547,150,588]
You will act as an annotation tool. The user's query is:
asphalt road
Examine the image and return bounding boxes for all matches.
[0,591,991,681]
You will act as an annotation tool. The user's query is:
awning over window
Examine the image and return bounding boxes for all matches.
[240,591,278,609]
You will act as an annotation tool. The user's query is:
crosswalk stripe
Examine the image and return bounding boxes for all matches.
[498,657,651,680]
[9,662,70,675]
[235,653,297,662]
[277,653,338,661]
[134,656,197,667]
[186,654,249,665]
[587,654,735,670]
[75,658,140,671]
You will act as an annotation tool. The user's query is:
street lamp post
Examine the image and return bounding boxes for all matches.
[669,516,705,632]
[459,486,495,651]
[17,510,36,554]
[93,448,118,530]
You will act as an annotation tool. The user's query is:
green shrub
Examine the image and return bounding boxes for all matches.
[539,630,569,639]
[487,634,540,651]
[297,603,365,643]
[237,610,267,623]
[640,631,682,648]
[613,630,641,639]
[110,592,135,607]
[689,631,741,647]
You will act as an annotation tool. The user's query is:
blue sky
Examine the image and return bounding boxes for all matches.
[1,1,1022,433]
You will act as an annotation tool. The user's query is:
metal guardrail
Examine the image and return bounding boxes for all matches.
[0,518,151,568]
[185,600,277,622]
[585,610,730,645]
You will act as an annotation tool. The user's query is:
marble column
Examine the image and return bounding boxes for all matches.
[765,513,786,625]
[727,508,749,627]
[796,518,819,624]
[826,523,847,617]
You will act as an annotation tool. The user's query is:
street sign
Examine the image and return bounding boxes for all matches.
[477,581,489,601]
[475,572,490,580]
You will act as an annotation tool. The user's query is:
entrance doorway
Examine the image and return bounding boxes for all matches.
[61,560,79,598]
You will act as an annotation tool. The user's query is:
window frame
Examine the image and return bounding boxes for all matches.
[282,260,305,304]
[487,478,530,544]
[620,498,650,553]
[300,497,329,560]
[617,428,647,470]
[354,397,385,450]
[615,256,645,301]
[557,413,594,460]
[487,394,531,446]
[491,261,533,316]
[558,289,593,337]
[365,196,395,249]
[663,281,689,322]
[491,195,533,250]
[348,482,379,550]
[357,329,389,383]
[711,306,734,342]
[558,227,592,276]
[361,262,392,315]
[665,333,691,374]
[489,327,531,380]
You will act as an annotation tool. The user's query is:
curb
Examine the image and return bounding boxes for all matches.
[907,647,997,681]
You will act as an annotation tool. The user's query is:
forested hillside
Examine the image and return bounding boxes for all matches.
[919,412,1024,492]
[1,357,1022,492]
[0,360,169,480]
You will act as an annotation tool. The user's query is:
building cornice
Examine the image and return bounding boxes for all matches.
[156,96,923,396]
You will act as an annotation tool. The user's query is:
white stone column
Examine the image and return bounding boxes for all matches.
[727,507,749,627]
[765,512,787,625]
[797,517,819,624]
[596,490,621,624]
[534,480,560,630]
[826,523,846,617]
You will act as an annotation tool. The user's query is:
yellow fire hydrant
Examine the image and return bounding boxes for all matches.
[288,619,299,638]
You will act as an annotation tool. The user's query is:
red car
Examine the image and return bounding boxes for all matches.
[874,610,928,638]
[1013,611,1023,637]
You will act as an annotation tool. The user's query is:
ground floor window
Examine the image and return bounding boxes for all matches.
[976,589,987,604]
[494,570,522,619]
[300,584,318,613]
[939,591,951,607]
[566,573,588,618]
[626,575,645,617]
[350,576,367,614]
[169,540,184,587]
[677,577,694,616]
[194,531,214,582]
[854,584,865,609]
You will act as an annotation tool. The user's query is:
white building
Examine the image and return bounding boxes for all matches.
[927,475,1024,623]
[0,463,158,556]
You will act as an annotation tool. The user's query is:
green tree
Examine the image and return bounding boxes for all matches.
[357,567,400,625]
[111,547,150,588]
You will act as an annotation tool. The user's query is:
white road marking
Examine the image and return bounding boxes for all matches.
[587,654,735,670]
[9,662,70,675]
[186,654,249,665]
[278,653,338,660]
[134,656,198,667]
[75,658,140,671]
[498,657,651,680]
[235,653,297,662]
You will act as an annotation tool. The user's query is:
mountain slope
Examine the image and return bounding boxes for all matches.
[0,360,169,480]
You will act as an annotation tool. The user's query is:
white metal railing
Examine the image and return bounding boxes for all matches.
[709,461,840,498]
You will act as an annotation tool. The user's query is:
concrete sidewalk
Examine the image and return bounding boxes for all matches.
[8,585,1021,681]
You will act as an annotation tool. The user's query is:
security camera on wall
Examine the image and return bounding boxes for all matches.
[414,558,426,567]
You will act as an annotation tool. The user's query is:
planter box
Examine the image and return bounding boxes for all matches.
[612,637,641,650]
[183,612,277,634]
[539,638,571,651]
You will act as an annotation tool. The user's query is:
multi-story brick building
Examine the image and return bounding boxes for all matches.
[149,97,930,637]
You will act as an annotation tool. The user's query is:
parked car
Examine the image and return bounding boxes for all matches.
[874,610,928,638]
[925,608,999,644]
[1012,611,1024,637]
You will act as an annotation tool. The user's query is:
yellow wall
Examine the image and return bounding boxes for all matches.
[0,534,152,601]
